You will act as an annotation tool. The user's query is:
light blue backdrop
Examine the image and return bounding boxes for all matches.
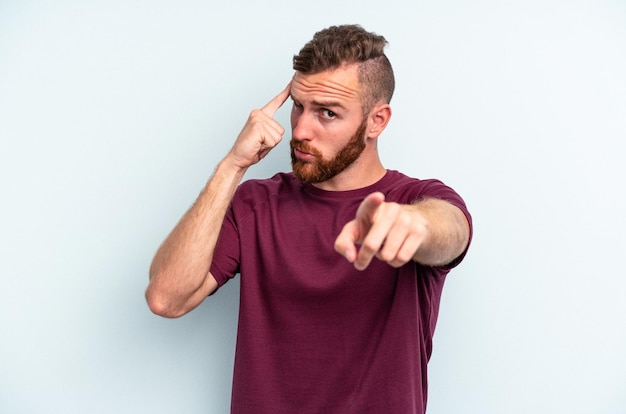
[1,0,625,413]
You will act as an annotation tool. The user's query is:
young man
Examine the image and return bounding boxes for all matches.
[147,24,472,414]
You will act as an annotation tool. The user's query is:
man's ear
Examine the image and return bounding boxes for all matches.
[367,104,392,139]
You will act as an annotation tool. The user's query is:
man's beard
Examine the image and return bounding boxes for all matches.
[290,119,368,184]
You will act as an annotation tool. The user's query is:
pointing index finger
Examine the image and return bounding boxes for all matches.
[356,192,385,223]
[261,82,291,117]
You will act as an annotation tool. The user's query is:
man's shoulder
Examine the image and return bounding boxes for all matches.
[235,172,302,203]
[239,172,299,191]
[382,170,462,203]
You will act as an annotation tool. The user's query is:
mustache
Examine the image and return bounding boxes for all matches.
[290,139,321,157]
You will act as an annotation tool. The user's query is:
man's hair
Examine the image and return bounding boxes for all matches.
[293,24,395,112]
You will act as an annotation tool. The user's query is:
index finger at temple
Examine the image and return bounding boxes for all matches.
[261,82,291,117]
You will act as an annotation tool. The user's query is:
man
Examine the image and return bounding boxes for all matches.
[146,24,472,414]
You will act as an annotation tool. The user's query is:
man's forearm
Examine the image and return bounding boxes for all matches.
[411,198,470,267]
[145,85,289,316]
[146,158,247,317]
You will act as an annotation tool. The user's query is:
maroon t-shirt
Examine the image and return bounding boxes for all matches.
[210,170,472,414]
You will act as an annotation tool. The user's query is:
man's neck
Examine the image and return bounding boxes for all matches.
[311,155,386,192]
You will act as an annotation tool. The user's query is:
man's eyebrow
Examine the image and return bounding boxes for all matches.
[311,99,346,109]
[291,95,347,109]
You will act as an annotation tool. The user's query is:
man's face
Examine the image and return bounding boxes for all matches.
[289,66,369,184]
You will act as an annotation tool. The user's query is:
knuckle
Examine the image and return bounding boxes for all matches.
[411,221,427,237]
[386,202,400,214]
[361,241,378,255]
[378,250,394,262]
[333,239,345,253]
[396,251,413,264]
[389,259,405,268]
[397,213,412,227]
[249,109,266,125]
[247,110,259,122]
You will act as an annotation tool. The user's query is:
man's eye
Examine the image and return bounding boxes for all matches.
[322,109,336,118]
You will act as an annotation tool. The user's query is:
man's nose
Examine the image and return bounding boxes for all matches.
[291,112,313,141]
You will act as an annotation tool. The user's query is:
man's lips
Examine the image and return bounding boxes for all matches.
[293,147,315,161]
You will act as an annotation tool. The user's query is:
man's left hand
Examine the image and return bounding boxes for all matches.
[334,192,428,270]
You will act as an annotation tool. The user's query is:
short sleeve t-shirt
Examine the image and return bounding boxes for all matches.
[210,170,472,414]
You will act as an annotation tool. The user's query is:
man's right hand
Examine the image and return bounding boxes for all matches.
[147,83,292,318]
[227,83,291,169]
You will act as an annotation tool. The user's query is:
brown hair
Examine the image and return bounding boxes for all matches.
[293,24,395,112]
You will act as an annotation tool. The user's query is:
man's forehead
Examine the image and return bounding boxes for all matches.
[291,68,361,102]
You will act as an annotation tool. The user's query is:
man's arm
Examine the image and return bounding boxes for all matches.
[146,84,291,318]
[334,192,470,270]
